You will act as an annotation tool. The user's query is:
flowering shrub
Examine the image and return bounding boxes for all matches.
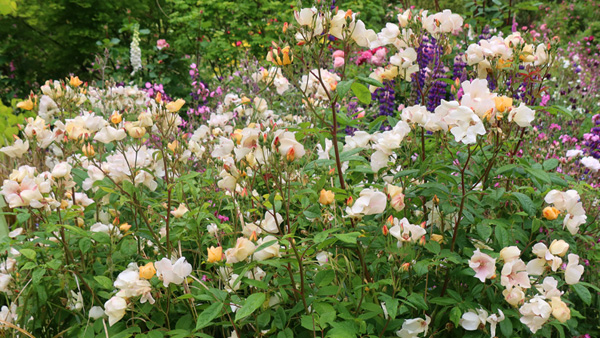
[0,5,598,338]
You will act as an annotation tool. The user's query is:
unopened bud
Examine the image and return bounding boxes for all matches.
[120,223,132,232]
[346,196,353,206]
[286,147,295,161]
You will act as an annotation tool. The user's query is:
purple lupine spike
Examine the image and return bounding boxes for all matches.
[426,39,447,112]
[372,80,396,130]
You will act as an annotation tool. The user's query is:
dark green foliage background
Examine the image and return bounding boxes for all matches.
[3,0,593,105]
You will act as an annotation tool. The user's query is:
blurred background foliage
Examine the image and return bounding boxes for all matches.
[0,0,598,107]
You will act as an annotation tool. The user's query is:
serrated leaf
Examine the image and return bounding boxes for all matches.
[424,241,440,254]
[495,225,510,248]
[429,297,456,305]
[79,238,92,254]
[512,192,535,216]
[334,232,360,244]
[357,75,383,88]
[526,167,551,184]
[254,240,277,254]
[235,293,265,322]
[571,283,591,306]
[351,82,371,104]
[449,307,462,326]
[406,293,428,310]
[94,276,113,289]
[476,223,492,240]
[499,317,513,337]
[19,248,36,260]
[195,302,223,330]
[16,212,30,224]
[543,158,559,171]
[336,80,354,97]
[384,298,398,319]
[314,270,335,287]
[495,164,517,175]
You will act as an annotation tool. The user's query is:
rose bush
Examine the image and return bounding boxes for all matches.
[0,5,598,338]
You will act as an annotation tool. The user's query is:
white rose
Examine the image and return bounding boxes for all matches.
[104,296,127,326]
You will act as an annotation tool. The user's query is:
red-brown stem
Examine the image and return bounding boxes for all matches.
[441,147,473,297]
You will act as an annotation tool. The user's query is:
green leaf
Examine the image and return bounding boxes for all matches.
[394,169,420,178]
[357,75,383,88]
[94,276,113,289]
[406,293,428,310]
[476,223,492,240]
[549,321,565,338]
[32,268,45,283]
[571,283,591,306]
[277,328,293,338]
[147,331,164,338]
[449,307,462,326]
[301,314,320,331]
[543,158,559,171]
[235,293,266,322]
[20,248,36,260]
[195,302,223,330]
[274,307,286,330]
[16,212,30,224]
[429,297,457,306]
[525,167,551,184]
[495,164,518,176]
[350,82,372,105]
[254,240,277,254]
[499,317,513,337]
[314,270,336,287]
[21,262,36,270]
[334,232,360,244]
[494,225,510,248]
[79,238,93,254]
[413,260,429,276]
[0,199,8,238]
[424,241,440,255]
[327,321,358,338]
[384,298,398,319]
[337,80,354,97]
[512,192,535,216]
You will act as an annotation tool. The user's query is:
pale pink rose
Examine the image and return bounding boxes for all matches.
[503,286,525,306]
[501,259,531,289]
[469,249,496,282]
[371,48,387,66]
[157,39,170,50]
[332,50,345,58]
[333,57,345,68]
